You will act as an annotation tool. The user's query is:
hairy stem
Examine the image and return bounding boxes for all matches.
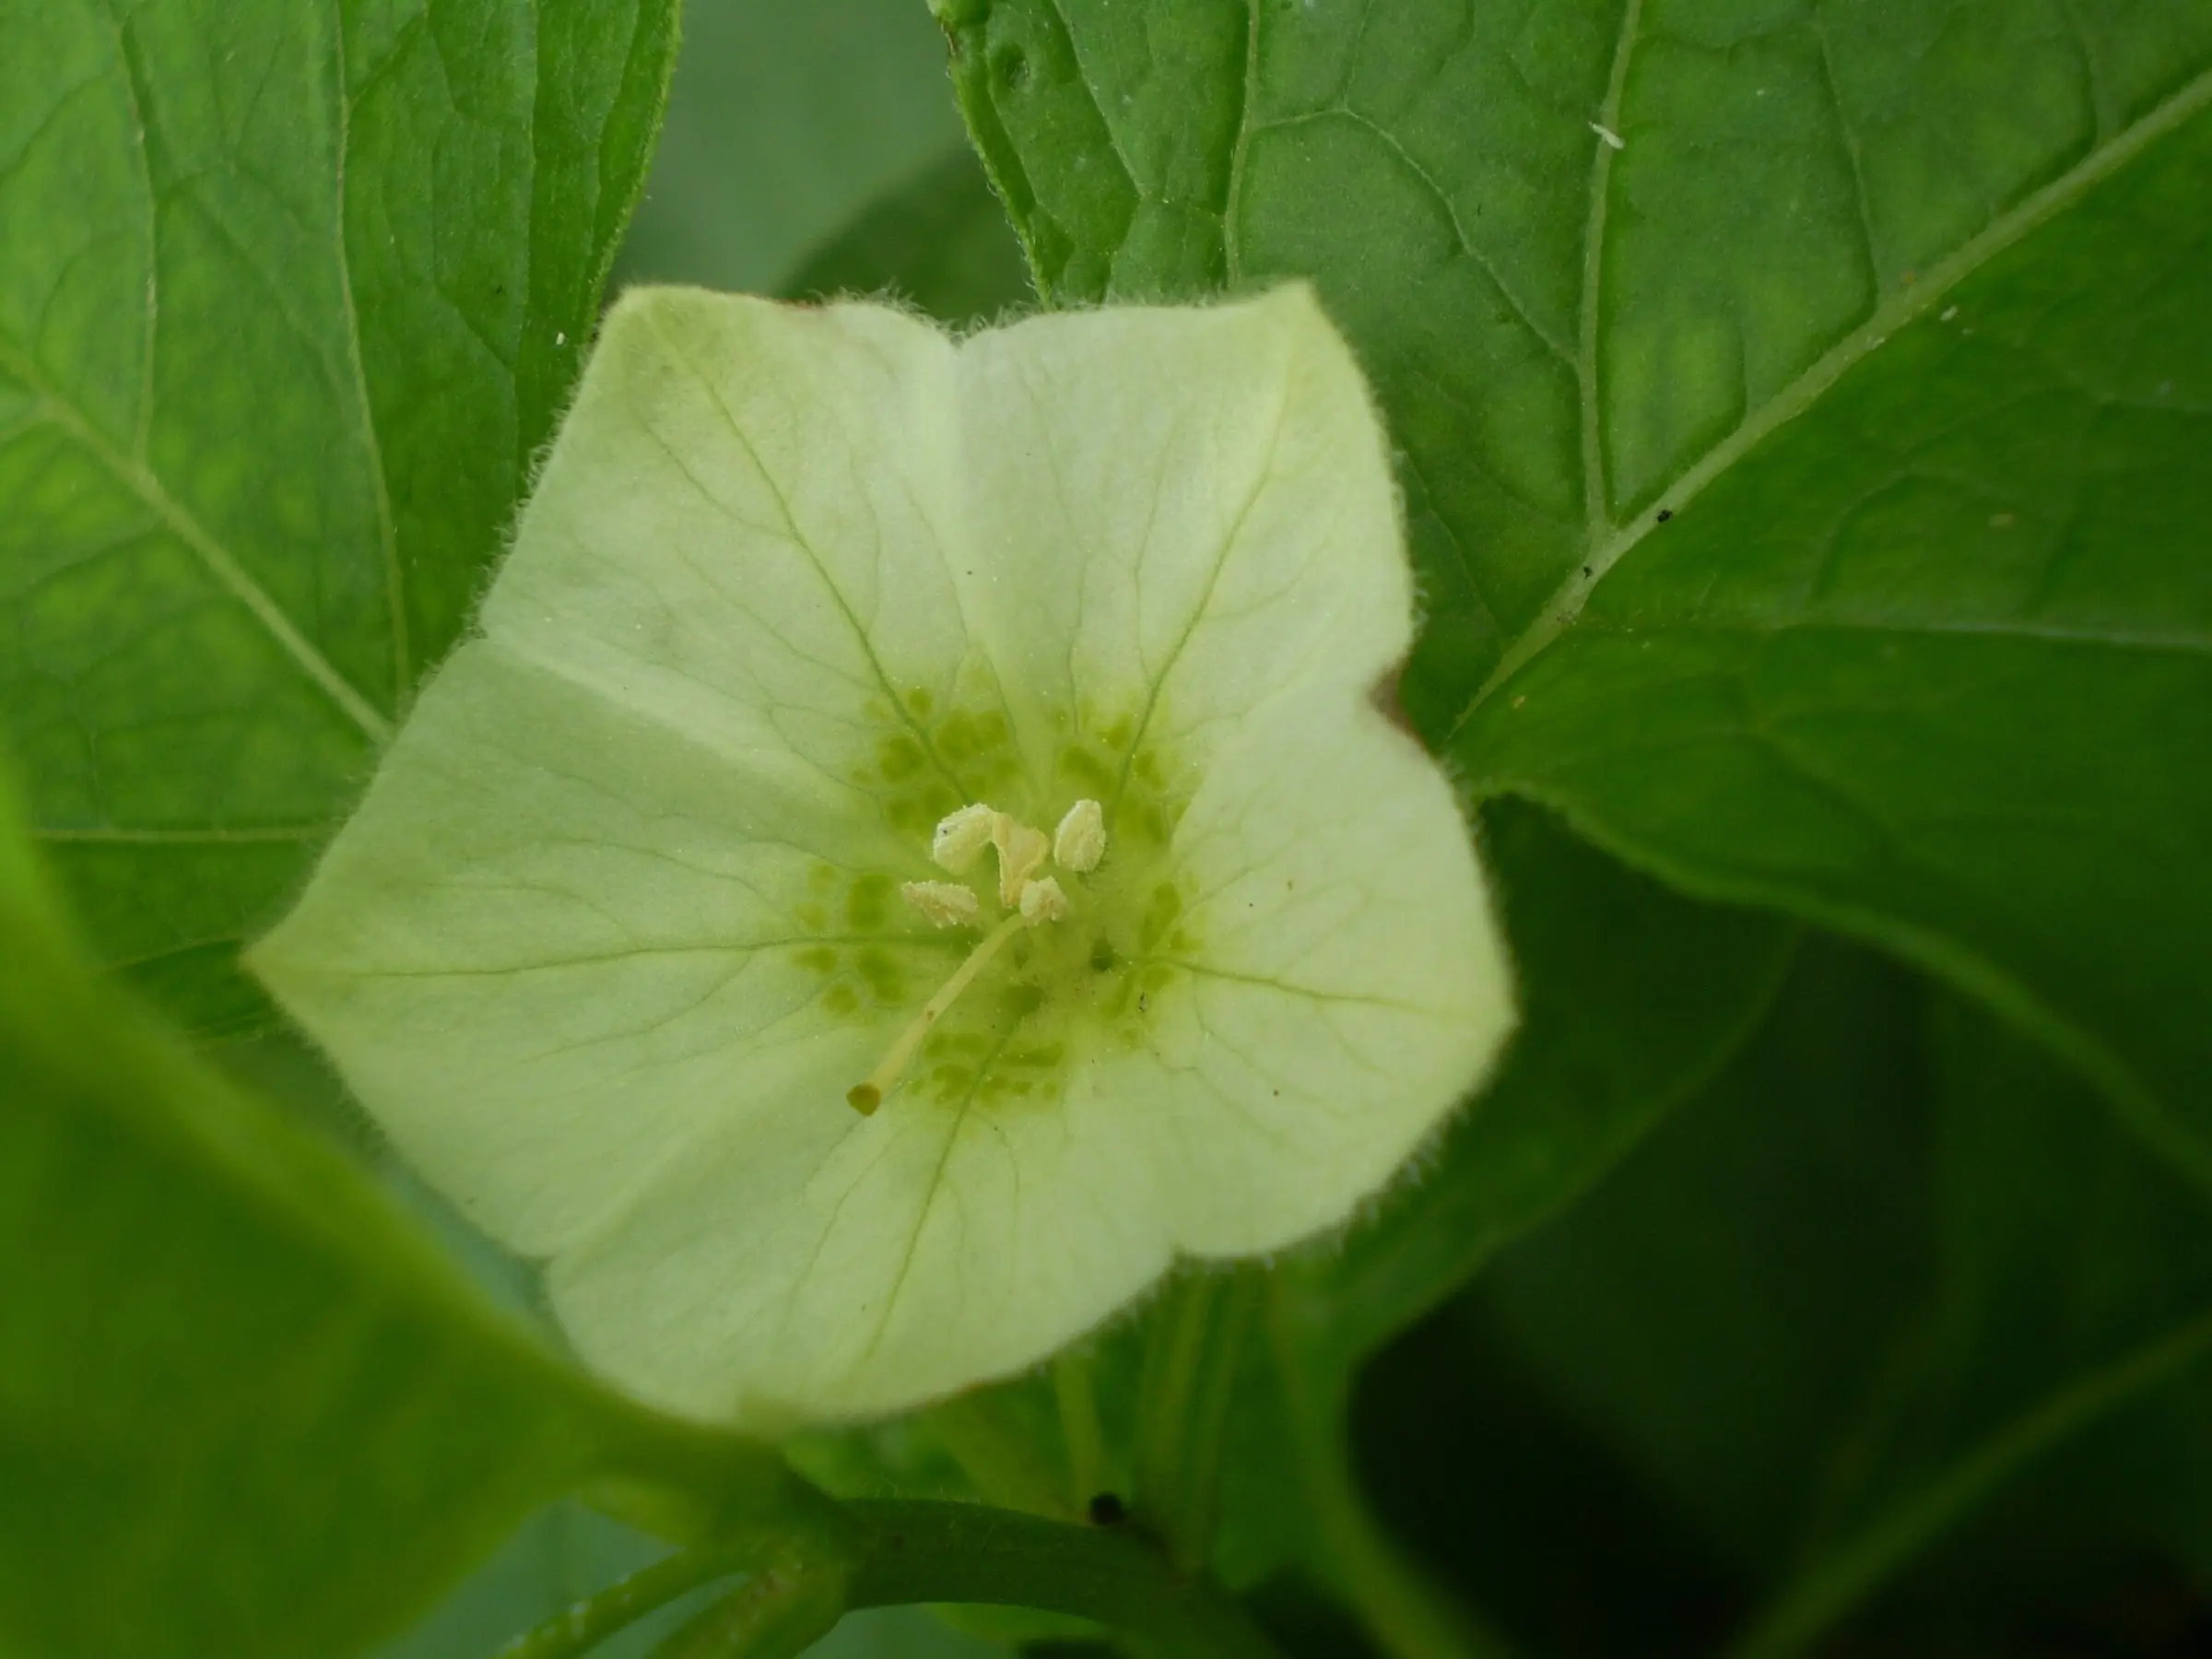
[1135,1267,1263,1571]
[1054,1347,1111,1507]
[646,1550,848,1659]
[844,1499,1285,1659]
[493,1535,785,1659]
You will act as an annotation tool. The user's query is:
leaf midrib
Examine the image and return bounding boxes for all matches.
[331,9,413,712]
[5,5,407,767]
[1452,59,2212,740]
[0,337,394,747]
[1580,0,1643,547]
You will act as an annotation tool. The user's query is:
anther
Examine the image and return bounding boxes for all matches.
[1020,875,1070,924]
[901,880,980,928]
[852,804,1092,1115]
[932,804,1000,874]
[1053,799,1105,872]
[991,817,1050,907]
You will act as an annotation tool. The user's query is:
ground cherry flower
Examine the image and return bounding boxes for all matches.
[250,285,1515,1427]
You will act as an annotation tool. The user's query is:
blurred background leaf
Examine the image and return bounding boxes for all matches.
[1352,935,1936,1659]
[0,767,673,1659]
[614,0,972,296]
[784,148,1033,325]
[1355,944,2212,1659]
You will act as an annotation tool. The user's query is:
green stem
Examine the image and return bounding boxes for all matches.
[1134,1268,1262,1571]
[647,1550,849,1659]
[1054,1347,1110,1506]
[493,1537,778,1659]
[843,1499,1285,1659]
[1722,1307,2212,1659]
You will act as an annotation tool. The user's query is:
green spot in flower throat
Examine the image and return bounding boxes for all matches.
[824,731,1201,1115]
[863,662,1025,839]
[856,947,908,1005]
[845,872,893,929]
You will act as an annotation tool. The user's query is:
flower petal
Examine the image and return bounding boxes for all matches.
[548,1061,1168,1423]
[249,647,957,1255]
[1095,681,1515,1255]
[951,285,1410,802]
[490,288,1017,830]
[251,285,1513,1430]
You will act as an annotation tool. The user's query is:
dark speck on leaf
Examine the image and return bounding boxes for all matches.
[1656,509,1674,523]
[1088,1492,1128,1526]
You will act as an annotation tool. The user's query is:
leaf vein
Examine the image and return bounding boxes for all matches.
[1457,58,2212,736]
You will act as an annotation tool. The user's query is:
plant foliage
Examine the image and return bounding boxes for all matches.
[2,0,2208,1654]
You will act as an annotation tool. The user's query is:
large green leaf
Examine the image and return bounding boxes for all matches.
[1460,81,2212,1191]
[0,0,677,1035]
[935,0,2212,1170]
[0,770,788,1659]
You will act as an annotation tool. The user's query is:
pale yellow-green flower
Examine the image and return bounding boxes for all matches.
[250,285,1515,1429]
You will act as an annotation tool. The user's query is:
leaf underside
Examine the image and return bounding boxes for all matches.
[0,775,620,1659]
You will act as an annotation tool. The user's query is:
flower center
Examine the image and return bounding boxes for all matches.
[845,799,1107,1115]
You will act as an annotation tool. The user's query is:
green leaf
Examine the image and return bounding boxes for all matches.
[1724,994,2212,1658]
[616,0,970,295]
[0,768,755,1659]
[0,0,678,1034]
[783,147,1033,327]
[937,0,2212,1167]
[1467,935,1938,1575]
[1458,81,2212,1188]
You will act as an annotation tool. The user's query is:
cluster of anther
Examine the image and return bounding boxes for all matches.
[846,799,1107,1115]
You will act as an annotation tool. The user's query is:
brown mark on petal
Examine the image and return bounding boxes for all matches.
[1369,662,1418,741]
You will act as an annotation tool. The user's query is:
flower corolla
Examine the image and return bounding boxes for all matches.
[251,285,1515,1427]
